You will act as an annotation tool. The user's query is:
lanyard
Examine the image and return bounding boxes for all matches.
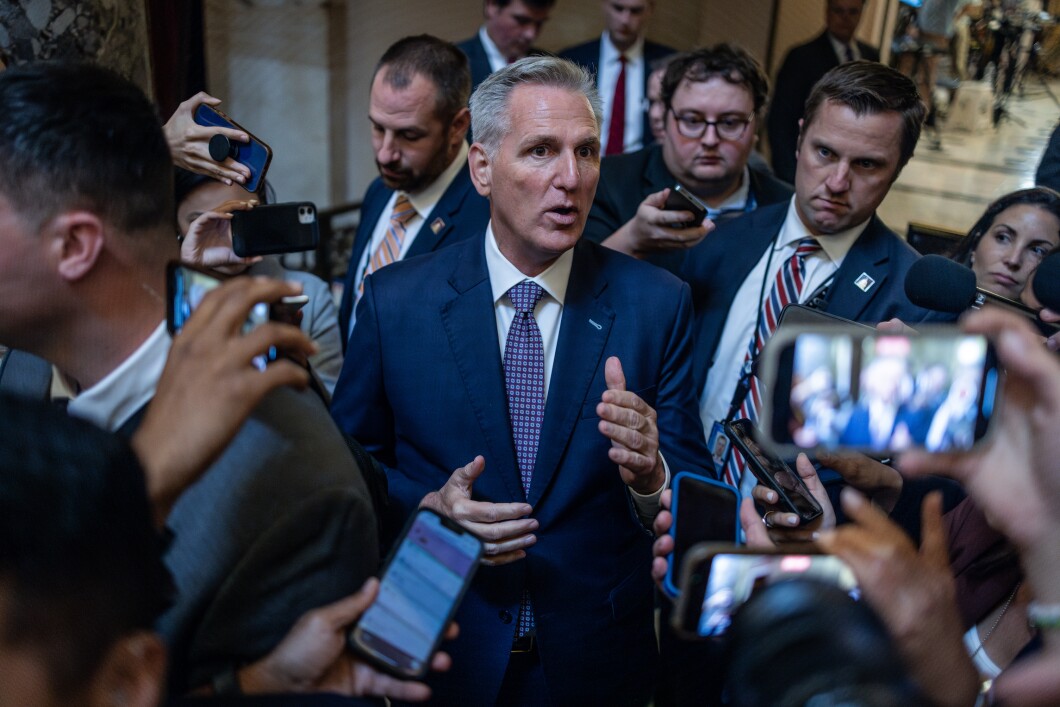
[722,245,836,423]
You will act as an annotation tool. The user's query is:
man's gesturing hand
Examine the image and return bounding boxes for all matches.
[421,456,538,566]
[597,356,666,495]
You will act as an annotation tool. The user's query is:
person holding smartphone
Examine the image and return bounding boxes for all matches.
[584,44,793,275]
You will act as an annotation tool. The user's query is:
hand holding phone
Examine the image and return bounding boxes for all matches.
[663,184,709,229]
[726,419,823,525]
[348,508,482,679]
[193,103,272,193]
[663,472,740,597]
[163,92,252,186]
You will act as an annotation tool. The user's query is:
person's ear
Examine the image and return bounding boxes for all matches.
[450,107,472,147]
[88,631,166,707]
[468,143,493,198]
[45,211,106,282]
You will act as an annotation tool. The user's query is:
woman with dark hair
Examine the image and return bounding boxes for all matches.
[173,168,344,393]
[950,187,1060,301]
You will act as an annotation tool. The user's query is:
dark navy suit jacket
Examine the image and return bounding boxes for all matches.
[331,236,709,706]
[559,37,675,150]
[680,201,953,393]
[456,33,550,91]
[337,163,489,346]
[767,32,880,183]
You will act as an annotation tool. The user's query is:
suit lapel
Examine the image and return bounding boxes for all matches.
[439,241,524,502]
[407,165,474,259]
[825,217,891,321]
[529,242,614,507]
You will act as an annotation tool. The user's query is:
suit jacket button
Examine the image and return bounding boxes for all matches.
[500,610,513,624]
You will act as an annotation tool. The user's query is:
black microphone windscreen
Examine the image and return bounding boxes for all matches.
[1033,251,1060,312]
[904,254,977,313]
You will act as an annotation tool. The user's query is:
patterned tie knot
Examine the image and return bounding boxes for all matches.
[795,237,822,258]
[508,280,544,316]
[391,193,416,226]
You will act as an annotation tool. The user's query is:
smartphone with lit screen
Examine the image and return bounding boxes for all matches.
[348,508,482,679]
[760,326,999,456]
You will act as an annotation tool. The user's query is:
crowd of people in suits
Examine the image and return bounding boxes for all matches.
[2,0,1060,705]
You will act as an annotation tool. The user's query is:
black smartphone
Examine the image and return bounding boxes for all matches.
[664,472,740,597]
[672,544,857,639]
[663,184,709,228]
[231,202,319,258]
[348,508,482,679]
[775,303,875,331]
[725,419,822,524]
[761,326,1000,455]
[193,104,273,193]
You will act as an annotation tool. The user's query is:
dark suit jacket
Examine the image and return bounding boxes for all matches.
[680,201,954,393]
[331,236,709,706]
[0,350,381,693]
[585,144,794,275]
[559,37,675,150]
[767,32,880,183]
[337,163,490,346]
[456,33,550,90]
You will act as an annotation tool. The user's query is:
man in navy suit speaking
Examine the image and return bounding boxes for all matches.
[332,56,708,706]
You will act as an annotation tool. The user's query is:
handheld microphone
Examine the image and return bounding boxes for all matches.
[1032,251,1060,312]
[904,255,1052,324]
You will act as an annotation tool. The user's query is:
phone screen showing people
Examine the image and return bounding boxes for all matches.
[665,473,739,597]
[351,509,482,678]
[166,263,272,369]
[771,331,998,454]
[696,553,857,637]
[727,419,821,522]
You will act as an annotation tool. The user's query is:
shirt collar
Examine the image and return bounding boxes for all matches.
[405,141,469,218]
[827,33,855,61]
[601,31,644,63]
[777,196,870,266]
[707,166,752,216]
[485,223,574,307]
[479,25,509,71]
[67,321,170,431]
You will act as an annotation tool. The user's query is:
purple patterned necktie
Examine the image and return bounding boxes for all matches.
[504,280,545,638]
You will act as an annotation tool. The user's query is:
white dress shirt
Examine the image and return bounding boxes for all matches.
[349,142,469,337]
[67,322,171,431]
[484,225,667,517]
[598,32,647,154]
[699,197,869,432]
[479,25,509,72]
[828,32,862,63]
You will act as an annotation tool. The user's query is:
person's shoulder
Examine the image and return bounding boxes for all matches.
[579,238,686,292]
[601,143,659,176]
[455,35,481,53]
[558,38,599,63]
[644,40,676,61]
[361,176,391,204]
[783,32,830,62]
[750,166,795,204]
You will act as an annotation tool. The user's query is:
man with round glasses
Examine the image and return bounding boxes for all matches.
[584,43,793,275]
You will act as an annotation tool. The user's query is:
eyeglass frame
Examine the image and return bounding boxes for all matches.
[668,108,756,141]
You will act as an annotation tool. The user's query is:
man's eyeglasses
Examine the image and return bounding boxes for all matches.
[669,110,754,141]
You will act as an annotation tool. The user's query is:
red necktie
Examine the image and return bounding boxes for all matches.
[606,55,627,156]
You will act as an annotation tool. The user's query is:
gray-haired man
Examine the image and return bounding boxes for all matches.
[331,56,708,706]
